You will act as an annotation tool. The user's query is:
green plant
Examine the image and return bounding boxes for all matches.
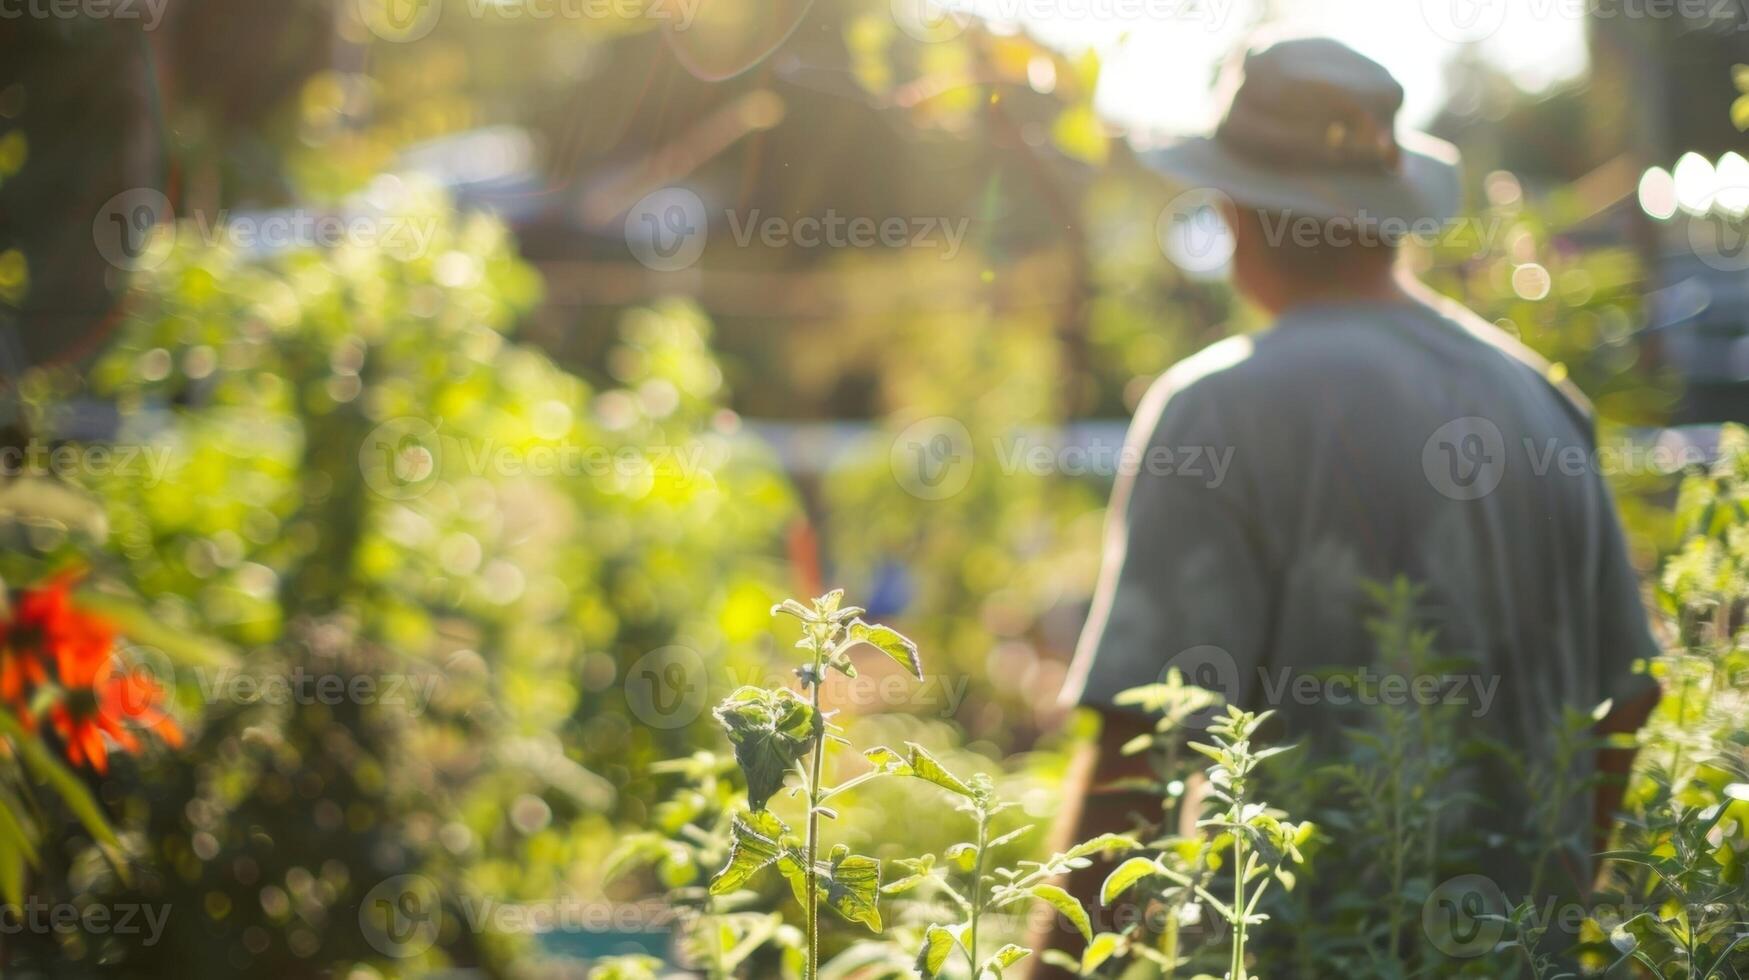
[622,593,1121,979]
[607,750,806,978]
[1591,424,1749,979]
[1271,578,1490,977]
[873,743,1128,979]
[706,590,924,980]
[1191,707,1311,980]
[1093,692,1311,980]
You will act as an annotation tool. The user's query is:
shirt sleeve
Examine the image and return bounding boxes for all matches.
[1059,376,1272,715]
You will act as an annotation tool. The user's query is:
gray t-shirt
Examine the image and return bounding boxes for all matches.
[1063,295,1658,894]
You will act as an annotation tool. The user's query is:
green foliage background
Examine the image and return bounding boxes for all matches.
[0,0,1734,976]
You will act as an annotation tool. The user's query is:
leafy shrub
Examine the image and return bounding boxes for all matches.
[7,183,797,975]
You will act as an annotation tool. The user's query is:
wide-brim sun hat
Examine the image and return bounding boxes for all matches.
[1139,35,1464,227]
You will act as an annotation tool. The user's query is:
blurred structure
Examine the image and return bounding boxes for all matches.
[1591,5,1749,424]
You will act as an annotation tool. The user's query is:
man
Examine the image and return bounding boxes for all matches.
[1033,35,1660,974]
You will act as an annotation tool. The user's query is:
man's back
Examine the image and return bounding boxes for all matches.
[1065,295,1658,895]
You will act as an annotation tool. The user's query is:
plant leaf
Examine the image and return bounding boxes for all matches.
[863,746,913,775]
[710,810,793,894]
[1063,833,1138,860]
[1101,856,1158,904]
[1081,932,1120,973]
[713,686,818,811]
[980,943,1031,976]
[0,712,125,883]
[986,826,1030,849]
[904,742,974,797]
[819,851,884,932]
[1031,883,1092,943]
[848,620,923,679]
[914,924,959,977]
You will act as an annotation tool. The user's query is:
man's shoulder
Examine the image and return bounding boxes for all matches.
[1133,334,1261,436]
[1404,288,1595,417]
[1144,294,1593,427]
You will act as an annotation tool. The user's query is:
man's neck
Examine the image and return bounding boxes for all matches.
[1267,271,1413,315]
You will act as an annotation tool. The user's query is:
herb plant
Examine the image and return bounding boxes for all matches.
[872,742,1128,979]
[1594,426,1749,979]
[706,590,924,980]
[1096,681,1311,979]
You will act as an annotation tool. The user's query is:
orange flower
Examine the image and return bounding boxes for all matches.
[3,570,183,772]
[49,645,183,775]
[0,569,83,716]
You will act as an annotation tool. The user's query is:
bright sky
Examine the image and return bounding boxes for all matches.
[965,0,1591,134]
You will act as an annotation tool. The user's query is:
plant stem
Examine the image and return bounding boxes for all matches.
[803,632,826,980]
[1230,838,1246,980]
[966,806,990,975]
[1229,768,1248,980]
